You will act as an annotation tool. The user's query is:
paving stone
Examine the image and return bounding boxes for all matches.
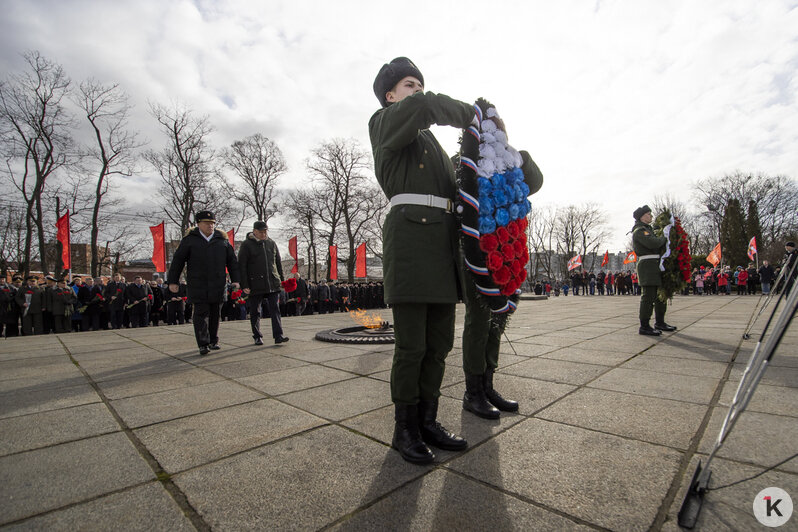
[697,408,798,474]
[0,402,119,456]
[589,367,720,404]
[238,364,354,396]
[279,377,390,421]
[540,346,636,366]
[0,356,79,382]
[620,355,728,378]
[0,373,87,394]
[135,399,326,472]
[501,357,610,385]
[448,418,682,531]
[718,381,798,417]
[0,382,100,420]
[440,373,576,415]
[173,425,425,530]
[2,482,194,532]
[0,432,154,525]
[95,368,226,400]
[730,363,798,388]
[537,388,708,449]
[282,343,369,363]
[332,468,592,531]
[111,380,263,428]
[198,354,307,379]
[323,351,394,375]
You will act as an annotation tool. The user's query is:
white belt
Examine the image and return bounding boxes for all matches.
[390,193,453,212]
[638,254,660,261]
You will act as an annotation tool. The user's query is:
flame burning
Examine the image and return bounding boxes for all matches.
[349,309,385,329]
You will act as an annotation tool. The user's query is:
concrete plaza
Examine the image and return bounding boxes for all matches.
[1,295,796,531]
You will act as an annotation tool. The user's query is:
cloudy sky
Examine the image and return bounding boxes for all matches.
[2,0,797,253]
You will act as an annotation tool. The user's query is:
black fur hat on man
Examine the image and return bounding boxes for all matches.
[373,57,424,108]
[633,205,652,221]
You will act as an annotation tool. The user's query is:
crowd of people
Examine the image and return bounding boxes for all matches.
[0,271,385,337]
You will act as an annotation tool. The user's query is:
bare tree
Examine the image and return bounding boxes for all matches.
[651,192,713,255]
[0,51,74,275]
[282,188,321,281]
[553,203,609,276]
[0,202,26,278]
[527,205,558,280]
[222,133,286,225]
[144,102,230,235]
[75,79,140,277]
[306,138,383,281]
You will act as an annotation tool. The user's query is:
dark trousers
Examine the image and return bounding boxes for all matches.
[639,285,667,325]
[193,302,221,347]
[42,311,54,334]
[4,321,19,337]
[390,302,455,405]
[248,292,283,339]
[54,315,71,334]
[462,277,501,376]
[82,309,100,331]
[167,301,185,325]
[110,310,124,329]
[22,313,44,335]
[129,309,148,328]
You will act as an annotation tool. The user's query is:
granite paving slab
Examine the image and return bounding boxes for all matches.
[322,351,394,375]
[196,353,308,379]
[440,373,576,415]
[619,355,729,378]
[238,364,354,396]
[717,381,798,417]
[279,376,390,421]
[589,367,720,404]
[540,346,636,366]
[501,357,610,385]
[94,367,226,400]
[0,382,100,420]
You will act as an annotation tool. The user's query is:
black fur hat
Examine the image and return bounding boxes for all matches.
[633,205,652,221]
[373,57,424,108]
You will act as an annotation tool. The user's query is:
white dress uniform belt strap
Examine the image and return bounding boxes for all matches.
[637,254,660,261]
[390,193,453,213]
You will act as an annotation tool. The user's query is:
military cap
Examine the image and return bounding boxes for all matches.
[45,275,56,282]
[633,205,652,221]
[12,275,22,281]
[786,241,796,248]
[253,221,268,230]
[373,57,424,108]
[195,210,216,223]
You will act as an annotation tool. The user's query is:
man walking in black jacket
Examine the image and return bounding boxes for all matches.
[167,211,240,355]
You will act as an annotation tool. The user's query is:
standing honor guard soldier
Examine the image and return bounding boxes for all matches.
[51,279,77,333]
[237,221,289,346]
[632,205,677,335]
[370,56,476,464]
[167,211,240,355]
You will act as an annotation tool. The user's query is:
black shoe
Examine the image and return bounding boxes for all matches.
[655,322,677,332]
[639,325,662,336]
[463,373,500,419]
[275,336,289,344]
[254,337,263,346]
[418,399,467,451]
[209,343,221,350]
[199,345,210,355]
[484,368,519,412]
[392,404,434,464]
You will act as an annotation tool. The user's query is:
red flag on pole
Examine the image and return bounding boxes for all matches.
[150,221,166,272]
[288,236,298,273]
[623,251,637,264]
[747,237,757,260]
[329,245,338,280]
[707,242,722,267]
[601,250,609,267]
[567,254,582,271]
[55,211,71,270]
[226,229,235,247]
[355,242,367,278]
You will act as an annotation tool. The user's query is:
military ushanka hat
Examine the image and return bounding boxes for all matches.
[633,205,652,221]
[373,57,424,108]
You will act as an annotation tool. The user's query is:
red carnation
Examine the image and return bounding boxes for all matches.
[297,297,302,302]
[510,260,523,275]
[147,294,153,300]
[501,283,516,296]
[117,288,122,293]
[519,217,528,231]
[281,278,298,292]
[479,233,499,252]
[521,248,529,265]
[506,220,520,239]
[513,239,525,256]
[26,290,32,294]
[496,226,510,243]
[502,244,515,261]
[493,265,512,285]
[98,294,104,301]
[487,251,503,270]
[182,297,187,301]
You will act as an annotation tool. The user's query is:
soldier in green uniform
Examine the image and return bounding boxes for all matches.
[370,57,476,464]
[632,205,677,336]
[461,150,544,419]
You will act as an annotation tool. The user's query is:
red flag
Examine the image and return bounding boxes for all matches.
[601,250,609,267]
[150,221,166,272]
[707,242,722,267]
[226,228,235,247]
[355,242,367,278]
[623,251,637,264]
[747,236,757,260]
[55,211,70,270]
[567,254,582,271]
[329,245,338,280]
[288,236,298,274]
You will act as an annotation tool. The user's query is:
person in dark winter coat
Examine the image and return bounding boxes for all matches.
[632,205,676,335]
[758,260,775,295]
[125,276,151,328]
[370,57,473,464]
[166,282,186,325]
[78,277,103,331]
[289,274,309,316]
[167,211,240,355]
[104,273,127,329]
[51,279,77,333]
[238,221,288,346]
[16,276,45,335]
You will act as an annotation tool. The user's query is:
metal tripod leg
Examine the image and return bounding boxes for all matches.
[743,261,793,339]
[678,271,798,528]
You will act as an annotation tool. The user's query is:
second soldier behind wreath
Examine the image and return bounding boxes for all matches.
[237,221,289,345]
[167,211,240,355]
[632,205,677,336]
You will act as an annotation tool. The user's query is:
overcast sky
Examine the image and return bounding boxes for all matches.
[2,0,797,253]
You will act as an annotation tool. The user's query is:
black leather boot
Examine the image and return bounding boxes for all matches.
[654,322,677,331]
[392,404,434,464]
[418,398,467,451]
[484,368,519,412]
[463,373,500,419]
[639,321,662,336]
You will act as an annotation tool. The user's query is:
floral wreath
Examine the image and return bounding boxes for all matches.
[457,98,531,314]
[654,209,691,302]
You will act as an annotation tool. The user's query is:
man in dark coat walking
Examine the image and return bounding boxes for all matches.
[238,221,288,345]
[167,211,240,355]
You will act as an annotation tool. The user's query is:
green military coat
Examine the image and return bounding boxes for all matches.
[632,221,668,287]
[369,92,475,305]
